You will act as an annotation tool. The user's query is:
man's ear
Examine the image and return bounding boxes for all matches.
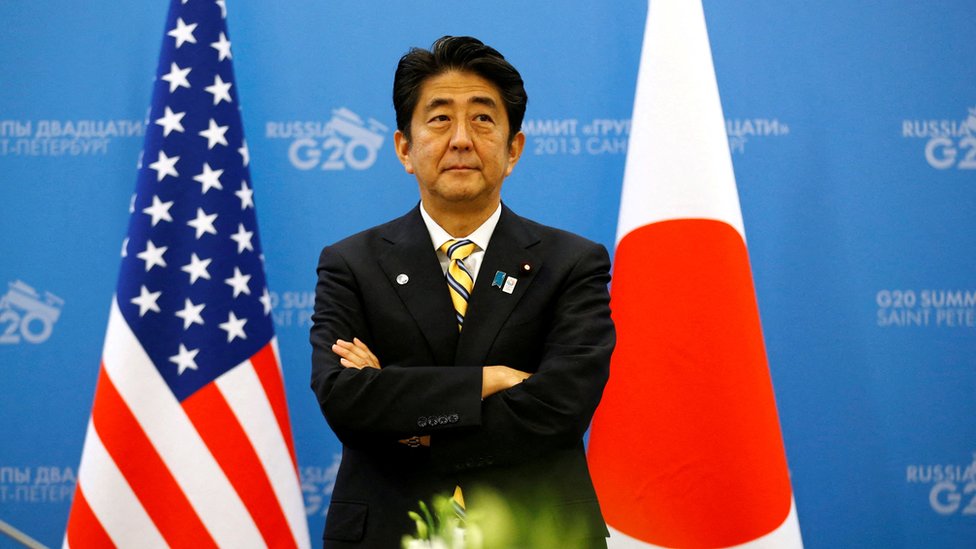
[504,131,526,177]
[393,130,414,174]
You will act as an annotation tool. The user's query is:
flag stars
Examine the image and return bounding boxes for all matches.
[192,162,224,193]
[230,223,254,254]
[155,106,186,137]
[187,207,219,239]
[199,118,229,149]
[149,150,180,181]
[169,343,200,375]
[91,0,281,425]
[238,139,249,166]
[136,240,168,272]
[161,62,191,93]
[216,0,227,18]
[167,18,198,49]
[211,32,232,61]
[224,266,251,297]
[181,253,212,284]
[219,311,248,342]
[235,180,254,209]
[174,298,206,330]
[142,195,174,226]
[131,285,162,317]
[204,74,233,105]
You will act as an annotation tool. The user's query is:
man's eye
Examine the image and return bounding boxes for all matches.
[475,114,493,123]
[429,115,450,123]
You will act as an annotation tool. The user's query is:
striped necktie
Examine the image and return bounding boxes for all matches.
[440,239,475,517]
[440,239,477,331]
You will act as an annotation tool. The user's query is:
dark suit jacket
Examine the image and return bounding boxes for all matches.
[310,204,615,548]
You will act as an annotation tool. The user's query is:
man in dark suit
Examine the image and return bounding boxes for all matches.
[310,36,615,548]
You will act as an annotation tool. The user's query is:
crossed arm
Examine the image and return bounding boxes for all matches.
[311,237,613,469]
[332,337,531,447]
[332,337,531,399]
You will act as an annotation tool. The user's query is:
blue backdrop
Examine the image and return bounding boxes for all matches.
[1,1,974,547]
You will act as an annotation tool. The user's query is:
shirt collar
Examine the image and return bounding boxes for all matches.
[419,202,502,253]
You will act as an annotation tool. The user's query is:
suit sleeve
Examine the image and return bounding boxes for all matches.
[310,244,483,449]
[429,241,615,471]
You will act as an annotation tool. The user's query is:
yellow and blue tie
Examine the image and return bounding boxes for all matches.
[440,239,476,517]
[440,239,477,331]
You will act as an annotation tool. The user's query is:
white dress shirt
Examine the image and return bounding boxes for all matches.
[419,202,502,287]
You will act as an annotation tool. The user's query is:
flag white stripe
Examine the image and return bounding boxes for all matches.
[607,498,803,548]
[217,360,312,548]
[75,421,167,548]
[271,337,283,374]
[101,297,264,547]
[617,0,744,245]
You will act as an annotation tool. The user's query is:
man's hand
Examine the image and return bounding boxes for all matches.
[482,365,531,398]
[333,341,529,441]
[333,338,431,447]
[332,338,381,369]
[397,435,431,447]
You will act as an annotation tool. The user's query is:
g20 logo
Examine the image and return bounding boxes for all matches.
[289,108,387,171]
[929,481,976,515]
[917,107,976,170]
[0,280,63,344]
[925,136,976,170]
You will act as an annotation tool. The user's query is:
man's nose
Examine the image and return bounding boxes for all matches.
[449,121,473,150]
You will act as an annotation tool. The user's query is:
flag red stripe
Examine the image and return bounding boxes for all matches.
[589,219,792,547]
[183,381,298,549]
[251,343,299,470]
[91,366,219,548]
[65,486,116,548]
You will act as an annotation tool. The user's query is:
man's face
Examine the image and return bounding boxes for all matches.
[394,70,525,214]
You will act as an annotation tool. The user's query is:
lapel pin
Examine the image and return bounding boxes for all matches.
[502,276,518,294]
[520,262,532,274]
[396,273,409,285]
[492,271,507,288]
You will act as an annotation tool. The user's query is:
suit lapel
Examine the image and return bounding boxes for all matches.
[376,207,459,366]
[456,206,541,366]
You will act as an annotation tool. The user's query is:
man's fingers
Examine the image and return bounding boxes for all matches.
[350,338,380,368]
[333,338,380,368]
[335,339,367,358]
[352,337,377,359]
[334,340,369,365]
[332,340,362,359]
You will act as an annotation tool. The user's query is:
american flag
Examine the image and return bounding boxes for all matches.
[64,1,310,547]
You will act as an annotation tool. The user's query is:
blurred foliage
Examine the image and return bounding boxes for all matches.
[402,488,598,549]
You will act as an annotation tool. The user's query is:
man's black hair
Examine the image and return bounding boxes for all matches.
[393,35,527,144]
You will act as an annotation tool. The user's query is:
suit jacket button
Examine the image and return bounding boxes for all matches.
[449,414,459,423]
[417,417,428,428]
